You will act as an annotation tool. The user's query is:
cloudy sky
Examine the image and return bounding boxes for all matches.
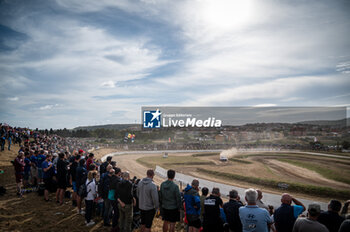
[0,0,349,129]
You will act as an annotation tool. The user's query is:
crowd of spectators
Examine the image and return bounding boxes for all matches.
[4,122,350,232]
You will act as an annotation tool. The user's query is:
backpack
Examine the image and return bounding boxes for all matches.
[78,180,93,198]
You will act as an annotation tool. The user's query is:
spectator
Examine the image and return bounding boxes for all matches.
[37,150,46,183]
[268,205,277,232]
[117,172,135,232]
[0,128,5,151]
[159,169,182,232]
[109,167,122,231]
[317,200,345,232]
[274,193,305,232]
[42,154,54,202]
[7,129,12,150]
[203,187,224,232]
[85,170,97,226]
[137,169,159,232]
[340,200,349,217]
[29,149,38,186]
[257,189,269,210]
[86,153,94,170]
[100,156,112,175]
[70,154,80,206]
[13,152,25,196]
[338,219,350,232]
[239,188,272,232]
[200,187,209,222]
[52,153,59,168]
[292,204,328,232]
[102,166,114,226]
[23,152,31,188]
[76,159,87,214]
[223,189,243,232]
[184,179,201,232]
[56,153,68,205]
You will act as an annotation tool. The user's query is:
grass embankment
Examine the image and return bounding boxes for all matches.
[192,152,219,157]
[137,155,214,169]
[237,152,350,161]
[197,168,350,200]
[277,158,350,185]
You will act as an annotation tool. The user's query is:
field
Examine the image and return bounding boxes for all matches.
[137,151,350,200]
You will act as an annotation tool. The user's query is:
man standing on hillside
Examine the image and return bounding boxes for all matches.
[137,169,159,232]
[184,179,201,232]
[100,156,112,175]
[223,189,243,232]
[159,169,182,232]
[203,187,224,232]
[274,193,306,232]
[101,165,113,226]
[42,154,54,202]
[14,151,25,197]
[86,153,94,170]
[56,153,68,205]
[117,172,135,232]
[317,200,345,232]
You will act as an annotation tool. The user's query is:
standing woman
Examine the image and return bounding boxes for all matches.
[85,170,97,226]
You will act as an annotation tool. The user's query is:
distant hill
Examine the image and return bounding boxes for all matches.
[74,124,140,131]
[297,118,349,127]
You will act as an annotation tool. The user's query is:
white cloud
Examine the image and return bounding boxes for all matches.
[254,104,277,107]
[39,104,59,110]
[7,97,19,101]
[183,75,347,106]
[100,81,116,88]
[1,0,349,128]
[336,61,350,74]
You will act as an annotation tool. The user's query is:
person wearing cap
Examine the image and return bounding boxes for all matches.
[274,193,306,232]
[223,189,243,232]
[292,204,329,232]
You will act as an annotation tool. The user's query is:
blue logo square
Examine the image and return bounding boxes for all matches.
[143,109,161,128]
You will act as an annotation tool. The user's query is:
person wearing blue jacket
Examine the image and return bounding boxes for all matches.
[184,179,201,232]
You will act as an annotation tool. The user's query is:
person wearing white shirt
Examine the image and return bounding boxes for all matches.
[85,170,97,226]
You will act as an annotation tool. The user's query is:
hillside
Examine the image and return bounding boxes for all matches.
[74,124,140,131]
